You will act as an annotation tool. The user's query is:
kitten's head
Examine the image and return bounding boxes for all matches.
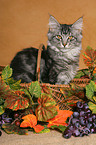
[47,15,83,52]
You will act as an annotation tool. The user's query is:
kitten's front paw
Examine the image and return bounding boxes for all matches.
[56,73,71,84]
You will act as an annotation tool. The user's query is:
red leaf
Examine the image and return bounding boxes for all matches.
[4,94,29,111]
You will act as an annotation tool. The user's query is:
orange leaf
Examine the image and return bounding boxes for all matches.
[20,114,44,133]
[47,110,73,127]
[20,120,33,128]
[93,67,96,74]
[20,114,37,128]
[33,125,44,133]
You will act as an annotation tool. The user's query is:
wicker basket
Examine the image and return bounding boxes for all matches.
[0,45,90,110]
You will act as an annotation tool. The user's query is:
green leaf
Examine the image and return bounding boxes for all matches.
[2,123,28,135]
[1,65,12,81]
[50,125,67,132]
[36,93,57,121]
[88,102,96,114]
[75,70,85,78]
[86,81,96,100]
[1,65,21,90]
[75,69,90,78]
[37,128,50,134]
[93,96,96,102]
[0,98,5,105]
[29,81,41,98]
[7,78,21,90]
[0,105,5,115]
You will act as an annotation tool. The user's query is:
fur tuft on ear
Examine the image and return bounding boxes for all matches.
[72,17,83,31]
[49,15,60,32]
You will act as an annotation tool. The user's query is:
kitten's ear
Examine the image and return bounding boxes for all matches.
[72,17,83,31]
[49,15,60,32]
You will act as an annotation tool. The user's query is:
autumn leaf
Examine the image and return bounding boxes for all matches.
[93,67,96,81]
[33,125,45,133]
[83,46,96,68]
[93,67,96,74]
[4,92,29,111]
[47,109,73,128]
[35,93,58,121]
[20,114,44,133]
[2,123,28,135]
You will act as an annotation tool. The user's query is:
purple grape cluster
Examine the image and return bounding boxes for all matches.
[0,112,12,136]
[63,102,96,139]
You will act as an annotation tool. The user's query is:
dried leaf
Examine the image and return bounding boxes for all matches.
[36,93,58,121]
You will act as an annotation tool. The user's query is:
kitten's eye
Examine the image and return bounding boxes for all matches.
[68,36,73,40]
[56,35,62,39]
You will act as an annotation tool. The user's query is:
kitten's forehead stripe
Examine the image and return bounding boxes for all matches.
[60,24,72,34]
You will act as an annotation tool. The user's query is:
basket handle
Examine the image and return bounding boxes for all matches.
[36,44,44,82]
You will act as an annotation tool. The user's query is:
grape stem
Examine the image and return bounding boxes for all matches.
[68,115,73,125]
[11,113,24,125]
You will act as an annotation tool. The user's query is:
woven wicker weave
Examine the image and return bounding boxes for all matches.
[0,45,90,110]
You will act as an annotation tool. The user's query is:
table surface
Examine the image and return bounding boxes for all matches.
[1,130,96,145]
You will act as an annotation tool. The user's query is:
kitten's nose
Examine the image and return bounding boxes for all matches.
[63,43,67,47]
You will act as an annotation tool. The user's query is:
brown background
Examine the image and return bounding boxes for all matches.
[0,1,96,143]
[0,0,96,69]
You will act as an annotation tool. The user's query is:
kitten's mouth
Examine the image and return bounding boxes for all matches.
[60,49,69,53]
[60,45,72,53]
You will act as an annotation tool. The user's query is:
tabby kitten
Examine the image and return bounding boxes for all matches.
[10,15,83,84]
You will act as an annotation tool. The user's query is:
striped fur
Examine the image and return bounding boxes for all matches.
[10,15,83,84]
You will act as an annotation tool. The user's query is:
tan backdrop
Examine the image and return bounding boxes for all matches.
[0,0,96,69]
